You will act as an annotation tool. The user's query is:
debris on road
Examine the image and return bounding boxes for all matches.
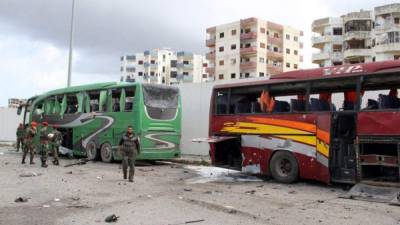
[288,190,297,194]
[105,214,119,223]
[245,190,256,194]
[184,188,192,192]
[66,171,73,174]
[19,172,42,177]
[185,166,262,184]
[317,200,325,203]
[168,219,205,225]
[42,205,51,208]
[64,158,89,168]
[14,197,28,203]
[67,205,91,209]
[138,168,154,172]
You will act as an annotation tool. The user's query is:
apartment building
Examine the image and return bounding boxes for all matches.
[8,98,26,108]
[120,49,209,85]
[205,17,303,81]
[312,3,400,67]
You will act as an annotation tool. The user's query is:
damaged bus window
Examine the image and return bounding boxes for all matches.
[214,89,229,115]
[142,84,179,120]
[125,88,135,112]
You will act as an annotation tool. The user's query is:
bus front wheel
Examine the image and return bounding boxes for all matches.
[269,151,299,183]
[100,143,113,163]
[86,141,99,161]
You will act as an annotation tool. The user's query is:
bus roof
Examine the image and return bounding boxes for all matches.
[43,82,136,96]
[213,60,400,89]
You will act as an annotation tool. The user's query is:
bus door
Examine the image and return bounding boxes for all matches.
[330,111,357,183]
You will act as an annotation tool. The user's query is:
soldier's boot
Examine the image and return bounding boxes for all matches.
[123,170,127,180]
[128,168,134,182]
[53,160,59,166]
[41,159,48,168]
[21,154,26,164]
[30,153,35,164]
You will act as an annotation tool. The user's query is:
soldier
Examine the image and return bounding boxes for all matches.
[22,122,37,164]
[38,122,51,168]
[119,126,140,182]
[49,126,62,165]
[16,123,25,152]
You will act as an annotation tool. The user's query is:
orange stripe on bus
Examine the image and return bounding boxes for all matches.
[316,130,330,144]
[247,117,316,133]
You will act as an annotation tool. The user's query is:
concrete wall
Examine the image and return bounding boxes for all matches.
[0,107,23,141]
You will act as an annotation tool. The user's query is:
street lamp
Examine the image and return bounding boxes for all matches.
[67,0,75,87]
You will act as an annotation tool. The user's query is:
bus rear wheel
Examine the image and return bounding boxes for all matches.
[270,151,299,183]
[86,141,98,161]
[100,143,113,163]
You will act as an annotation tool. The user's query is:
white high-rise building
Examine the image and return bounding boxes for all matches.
[205,17,303,81]
[312,3,400,67]
[120,48,209,85]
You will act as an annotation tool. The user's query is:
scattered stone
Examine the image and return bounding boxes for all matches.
[105,214,119,223]
[66,171,73,174]
[147,195,152,198]
[317,200,325,203]
[184,188,192,192]
[139,168,154,172]
[14,197,28,203]
[67,205,91,208]
[183,170,189,173]
[42,205,51,208]
[19,172,42,177]
[71,197,80,201]
[288,190,297,194]
[54,198,60,202]
[4,162,9,165]
[245,190,256,194]
[203,191,212,194]
[256,185,264,188]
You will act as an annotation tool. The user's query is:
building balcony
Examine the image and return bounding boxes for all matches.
[240,62,257,70]
[268,36,283,46]
[205,67,215,74]
[312,17,343,33]
[374,41,400,53]
[267,50,283,59]
[144,62,158,68]
[206,26,216,33]
[331,52,344,62]
[267,21,283,31]
[374,3,400,16]
[343,48,372,58]
[206,52,215,60]
[240,17,257,26]
[342,11,372,23]
[343,31,371,40]
[177,63,193,69]
[206,38,216,47]
[267,64,283,75]
[374,22,400,33]
[240,31,257,40]
[311,35,343,47]
[312,52,330,62]
[240,46,257,55]
[177,51,194,58]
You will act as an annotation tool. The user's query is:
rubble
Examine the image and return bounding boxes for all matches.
[105,214,119,223]
[19,172,42,177]
[14,197,28,203]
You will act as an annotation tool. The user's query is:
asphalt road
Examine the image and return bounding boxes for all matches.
[0,146,399,225]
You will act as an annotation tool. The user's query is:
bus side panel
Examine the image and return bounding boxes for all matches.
[358,111,400,136]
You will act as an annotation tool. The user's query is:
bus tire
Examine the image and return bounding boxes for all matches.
[100,142,113,163]
[269,151,299,183]
[86,141,99,161]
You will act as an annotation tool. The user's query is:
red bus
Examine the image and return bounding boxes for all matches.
[208,61,400,185]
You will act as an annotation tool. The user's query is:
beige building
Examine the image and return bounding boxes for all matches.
[8,98,26,108]
[312,3,400,67]
[206,17,303,80]
[120,48,209,85]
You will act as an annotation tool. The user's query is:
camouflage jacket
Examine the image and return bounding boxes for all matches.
[16,127,25,138]
[51,130,63,146]
[24,127,36,141]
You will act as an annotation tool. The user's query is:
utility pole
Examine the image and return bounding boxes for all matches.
[67,0,75,87]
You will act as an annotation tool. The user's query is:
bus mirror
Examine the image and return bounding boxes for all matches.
[17,106,22,115]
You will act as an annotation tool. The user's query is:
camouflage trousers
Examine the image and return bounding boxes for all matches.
[38,142,50,163]
[50,144,59,164]
[121,150,137,181]
[22,140,35,163]
[16,138,24,152]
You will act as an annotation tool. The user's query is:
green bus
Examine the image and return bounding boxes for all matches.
[18,82,181,162]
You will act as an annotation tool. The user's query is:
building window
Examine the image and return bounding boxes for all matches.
[259,72,264,77]
[219,60,224,66]
[138,60,143,65]
[260,42,266,48]
[294,50,298,55]
[230,58,236,64]
[286,48,290,54]
[259,57,265,63]
[219,32,224,38]
[244,28,251,33]
[183,72,189,76]
[294,64,298,69]
[244,43,251,48]
[333,27,343,35]
[231,73,236,79]
[266,30,270,35]
[273,46,279,52]
[285,34,290,40]
[150,71,155,76]
[120,56,124,61]
[286,63,290,68]
[231,29,237,35]
[138,72,143,76]
[245,73,250,78]
[151,60,155,64]
[274,33,279,38]
[294,36,298,42]
[394,55,400,60]
[395,18,400,24]
[219,46,224,52]
[219,74,224,80]
[231,44,236,50]
[120,66,124,72]
[267,45,271,50]
[162,66,165,72]
[260,27,266,33]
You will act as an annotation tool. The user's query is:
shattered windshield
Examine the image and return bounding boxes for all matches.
[142,84,179,109]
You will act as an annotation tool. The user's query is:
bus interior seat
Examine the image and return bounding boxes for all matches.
[273,100,290,112]
[379,94,400,109]
[216,104,227,114]
[251,102,261,113]
[343,101,354,110]
[310,98,330,111]
[125,102,133,111]
[234,102,251,114]
[91,104,99,112]
[113,103,120,112]
[365,99,379,110]
[290,99,306,112]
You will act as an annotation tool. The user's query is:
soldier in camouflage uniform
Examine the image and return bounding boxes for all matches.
[16,123,25,152]
[119,126,140,182]
[38,122,51,168]
[22,122,37,164]
[49,126,62,165]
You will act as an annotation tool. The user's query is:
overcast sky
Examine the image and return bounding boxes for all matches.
[0,0,393,106]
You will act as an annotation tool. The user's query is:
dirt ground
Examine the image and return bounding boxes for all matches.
[0,146,399,225]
